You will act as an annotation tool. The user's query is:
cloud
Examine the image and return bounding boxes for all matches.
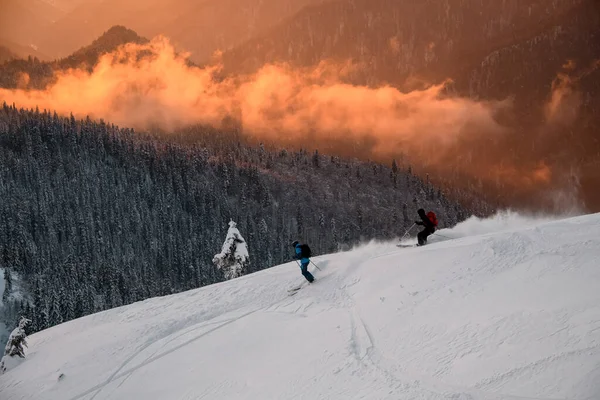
[0,37,508,154]
[0,37,589,213]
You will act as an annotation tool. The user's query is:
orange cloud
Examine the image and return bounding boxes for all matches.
[0,37,588,212]
[0,37,509,157]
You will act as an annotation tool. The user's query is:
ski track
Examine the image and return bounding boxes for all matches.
[71,305,272,400]
[87,316,238,399]
[284,240,589,400]
[77,257,340,400]
[327,239,579,400]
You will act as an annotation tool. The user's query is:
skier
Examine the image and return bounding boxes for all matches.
[292,240,314,283]
[415,208,438,246]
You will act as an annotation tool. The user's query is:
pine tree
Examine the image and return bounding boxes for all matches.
[49,290,63,327]
[312,150,320,168]
[2,269,12,303]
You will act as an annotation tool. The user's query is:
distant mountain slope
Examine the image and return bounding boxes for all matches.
[0,37,49,61]
[1,212,599,399]
[40,0,88,13]
[221,0,585,80]
[220,0,600,211]
[0,0,64,51]
[61,25,148,69]
[33,0,329,62]
[0,26,148,89]
[0,46,17,64]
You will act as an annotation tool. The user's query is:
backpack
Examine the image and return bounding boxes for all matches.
[427,211,438,227]
[299,244,312,258]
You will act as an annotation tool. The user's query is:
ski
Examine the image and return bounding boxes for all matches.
[287,279,317,296]
[288,283,307,295]
[396,244,417,248]
[288,285,307,296]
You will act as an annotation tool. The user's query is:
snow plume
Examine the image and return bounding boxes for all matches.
[545,59,600,126]
[433,210,557,241]
[545,66,582,127]
[0,37,589,211]
[213,220,249,280]
[421,207,587,248]
[393,209,567,248]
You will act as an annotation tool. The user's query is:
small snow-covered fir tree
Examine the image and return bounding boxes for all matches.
[0,316,31,374]
[212,220,249,280]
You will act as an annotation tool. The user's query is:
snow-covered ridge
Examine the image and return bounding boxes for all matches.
[1,212,599,400]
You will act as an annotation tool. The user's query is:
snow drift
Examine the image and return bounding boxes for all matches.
[1,212,599,400]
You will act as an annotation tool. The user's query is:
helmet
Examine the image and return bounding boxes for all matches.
[291,240,299,247]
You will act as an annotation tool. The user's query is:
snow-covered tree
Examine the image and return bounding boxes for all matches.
[0,316,31,374]
[212,220,249,280]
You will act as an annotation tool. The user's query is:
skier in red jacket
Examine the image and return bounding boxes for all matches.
[415,208,438,246]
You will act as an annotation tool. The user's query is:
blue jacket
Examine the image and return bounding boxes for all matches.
[295,244,309,266]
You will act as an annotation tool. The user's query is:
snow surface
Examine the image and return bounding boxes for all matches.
[1,213,600,400]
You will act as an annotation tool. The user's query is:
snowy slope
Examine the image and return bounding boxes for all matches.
[1,213,599,400]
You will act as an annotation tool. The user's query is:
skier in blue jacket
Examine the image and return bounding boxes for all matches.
[292,240,314,283]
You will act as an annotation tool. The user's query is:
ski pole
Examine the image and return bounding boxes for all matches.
[297,259,321,271]
[400,223,416,241]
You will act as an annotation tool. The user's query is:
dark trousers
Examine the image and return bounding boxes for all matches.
[301,261,314,282]
[417,228,434,246]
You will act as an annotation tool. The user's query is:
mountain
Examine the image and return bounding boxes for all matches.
[61,25,148,69]
[1,212,599,399]
[221,0,589,82]
[0,26,147,89]
[39,0,88,13]
[0,0,64,52]
[0,104,478,338]
[0,37,49,62]
[221,0,600,211]
[0,46,17,64]
[32,0,328,62]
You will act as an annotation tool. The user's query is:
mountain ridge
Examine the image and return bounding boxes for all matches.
[218,0,600,211]
[31,0,329,62]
